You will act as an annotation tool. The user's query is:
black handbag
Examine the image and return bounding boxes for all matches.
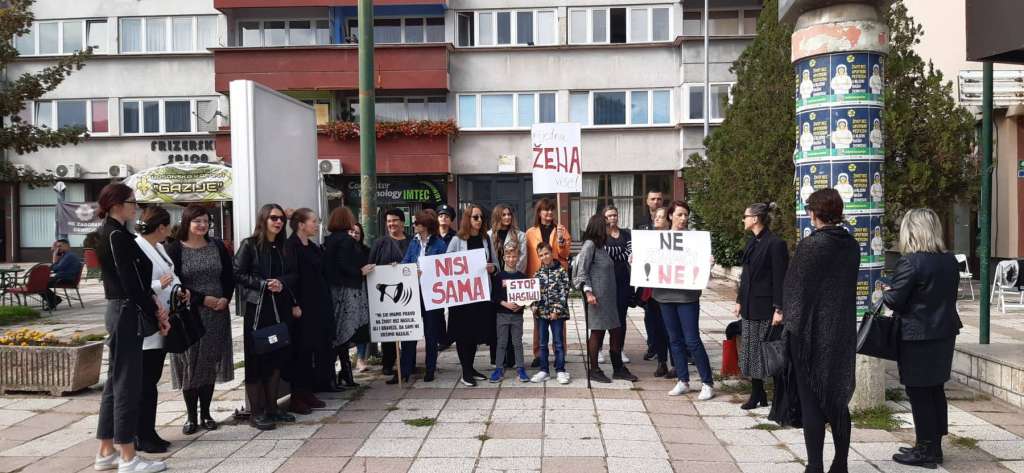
[164,285,206,354]
[110,229,159,338]
[856,302,900,360]
[761,324,787,377]
[250,284,290,355]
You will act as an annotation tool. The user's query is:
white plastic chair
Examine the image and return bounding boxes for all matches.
[990,260,1024,313]
[955,254,974,300]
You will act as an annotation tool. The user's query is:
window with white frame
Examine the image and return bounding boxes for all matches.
[682,83,734,122]
[346,17,444,44]
[31,99,108,133]
[121,98,218,135]
[567,89,672,127]
[681,9,760,36]
[568,6,671,44]
[120,16,218,53]
[14,19,108,56]
[455,10,556,47]
[238,19,329,47]
[457,92,556,129]
[346,96,448,122]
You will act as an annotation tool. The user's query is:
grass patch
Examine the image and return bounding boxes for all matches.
[233,360,245,369]
[630,386,644,391]
[385,406,399,411]
[851,405,904,431]
[752,423,782,431]
[403,417,436,427]
[476,434,491,442]
[885,388,906,402]
[70,333,106,344]
[716,380,752,395]
[951,435,978,449]
[346,384,370,401]
[0,306,40,326]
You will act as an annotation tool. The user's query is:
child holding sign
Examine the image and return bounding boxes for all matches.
[490,244,529,383]
[530,243,571,384]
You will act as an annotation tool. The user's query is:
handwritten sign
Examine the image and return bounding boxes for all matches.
[419,249,492,311]
[504,278,540,305]
[366,264,424,342]
[531,123,582,194]
[629,230,713,290]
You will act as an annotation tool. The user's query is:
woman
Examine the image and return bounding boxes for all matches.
[166,205,235,436]
[525,198,571,366]
[447,204,497,386]
[234,204,300,431]
[574,214,633,383]
[638,206,674,378]
[734,202,788,410]
[323,207,370,386]
[284,208,333,414]
[369,208,411,379]
[93,183,169,473]
[133,206,177,454]
[489,204,527,273]
[600,205,633,366]
[655,201,714,400]
[782,188,859,473]
[402,210,449,382]
[885,209,962,468]
[349,222,373,373]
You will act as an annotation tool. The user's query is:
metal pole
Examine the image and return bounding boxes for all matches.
[358,0,378,244]
[702,0,710,140]
[979,62,993,345]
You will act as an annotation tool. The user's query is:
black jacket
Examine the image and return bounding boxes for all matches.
[165,238,235,308]
[232,236,298,312]
[322,231,368,289]
[285,233,334,333]
[96,217,158,318]
[882,252,963,341]
[737,229,789,321]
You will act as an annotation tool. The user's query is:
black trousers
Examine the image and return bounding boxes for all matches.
[97,300,144,444]
[905,385,948,445]
[290,317,315,391]
[42,276,74,306]
[138,349,166,441]
[795,370,851,471]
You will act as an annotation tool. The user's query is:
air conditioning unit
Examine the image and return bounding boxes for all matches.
[108,164,132,178]
[54,163,80,179]
[318,159,342,175]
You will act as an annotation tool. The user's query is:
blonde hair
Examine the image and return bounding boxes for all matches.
[898,208,946,254]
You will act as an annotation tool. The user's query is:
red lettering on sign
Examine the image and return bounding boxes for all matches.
[431,281,445,304]
[656,264,689,285]
[433,277,486,305]
[533,147,544,168]
[532,147,581,174]
[434,256,468,277]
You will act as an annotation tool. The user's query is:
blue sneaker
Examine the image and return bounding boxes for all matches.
[517,368,530,382]
[489,368,504,383]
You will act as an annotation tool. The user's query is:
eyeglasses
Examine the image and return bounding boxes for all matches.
[471,215,482,221]
[743,214,756,219]
[124,200,138,204]
[268,215,286,222]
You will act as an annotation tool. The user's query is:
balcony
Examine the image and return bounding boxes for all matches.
[215,0,445,8]
[213,43,450,93]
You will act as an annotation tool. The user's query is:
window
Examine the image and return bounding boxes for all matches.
[374,19,402,43]
[426,18,444,42]
[609,8,626,43]
[120,16,219,53]
[570,92,588,124]
[38,22,58,54]
[31,99,108,133]
[594,91,626,125]
[62,21,83,53]
[16,19,105,55]
[570,173,672,239]
[682,11,701,35]
[264,21,286,46]
[146,17,167,51]
[347,17,444,44]
[120,18,142,52]
[457,10,556,47]
[652,8,670,41]
[300,99,331,125]
[172,17,193,51]
[571,89,673,127]
[569,6,671,44]
[569,10,587,44]
[346,96,448,122]
[457,92,556,129]
[404,18,424,43]
[683,83,734,122]
[683,9,759,36]
[21,182,87,248]
[239,22,260,46]
[629,8,648,43]
[708,10,739,35]
[198,16,217,49]
[240,19,331,47]
[86,20,107,52]
[289,20,315,45]
[121,98,218,135]
[743,10,758,35]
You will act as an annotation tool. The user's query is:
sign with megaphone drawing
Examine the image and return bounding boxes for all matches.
[366,263,423,343]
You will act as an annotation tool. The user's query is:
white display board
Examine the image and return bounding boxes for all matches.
[366,263,424,343]
[630,230,713,290]
[531,123,582,194]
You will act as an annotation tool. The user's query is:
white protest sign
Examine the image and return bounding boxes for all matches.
[531,123,582,194]
[419,249,492,311]
[366,263,424,342]
[504,278,540,305]
[630,230,713,290]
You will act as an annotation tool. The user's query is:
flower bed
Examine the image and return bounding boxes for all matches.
[0,329,104,395]
[320,120,459,140]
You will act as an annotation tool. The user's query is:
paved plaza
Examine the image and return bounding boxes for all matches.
[0,277,1023,473]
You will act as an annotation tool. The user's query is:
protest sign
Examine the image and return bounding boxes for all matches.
[419,249,491,311]
[504,278,540,305]
[366,263,423,343]
[629,230,713,290]
[531,123,582,194]
[56,202,102,235]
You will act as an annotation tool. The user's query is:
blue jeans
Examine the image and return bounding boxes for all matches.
[538,317,566,373]
[659,302,713,385]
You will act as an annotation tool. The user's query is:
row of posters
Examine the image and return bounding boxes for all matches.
[796,106,884,160]
[795,52,885,110]
[798,213,885,266]
[796,159,884,212]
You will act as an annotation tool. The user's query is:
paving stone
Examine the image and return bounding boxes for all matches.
[331,409,389,423]
[171,440,247,458]
[293,438,364,457]
[196,425,260,441]
[161,457,223,473]
[407,457,475,473]
[476,457,541,472]
[979,440,1024,460]
[593,398,645,412]
[543,423,599,440]
[702,416,761,430]
[354,437,423,457]
[275,456,348,473]
[789,443,865,463]
[314,423,377,439]
[851,428,899,442]
[0,411,34,427]
[606,457,673,473]
[669,461,742,473]
[0,456,37,473]
[544,398,593,410]
[714,429,779,446]
[383,409,441,423]
[208,457,286,473]
[726,445,796,463]
[644,400,698,415]
[600,423,659,441]
[425,422,486,439]
[851,442,912,461]
[3,399,68,411]
[480,439,542,457]
[17,455,91,473]
[543,438,604,457]
[694,401,745,417]
[340,457,413,473]
[397,399,447,410]
[436,408,490,423]
[773,428,832,444]
[0,424,95,457]
[443,399,495,410]
[651,413,707,429]
[948,424,1021,441]
[663,442,733,462]
[229,439,302,458]
[604,439,668,459]
[494,398,543,410]
[542,457,606,473]
[736,463,806,473]
[1002,461,1024,473]
[870,461,950,472]
[596,410,651,425]
[491,409,544,424]
[487,423,544,439]
[369,422,431,439]
[418,438,482,457]
[255,424,319,440]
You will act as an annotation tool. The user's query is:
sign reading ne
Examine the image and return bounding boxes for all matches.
[629,230,713,291]
[504,278,540,305]
[531,123,582,194]
[419,249,491,311]
[366,264,424,343]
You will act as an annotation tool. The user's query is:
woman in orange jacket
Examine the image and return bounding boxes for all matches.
[524,198,572,365]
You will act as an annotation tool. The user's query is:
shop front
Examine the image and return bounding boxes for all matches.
[326,175,447,236]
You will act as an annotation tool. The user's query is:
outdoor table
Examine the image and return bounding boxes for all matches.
[0,266,24,305]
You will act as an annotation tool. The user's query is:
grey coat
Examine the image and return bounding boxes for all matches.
[574,240,620,330]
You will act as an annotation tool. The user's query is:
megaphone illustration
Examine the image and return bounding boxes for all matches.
[376,282,413,306]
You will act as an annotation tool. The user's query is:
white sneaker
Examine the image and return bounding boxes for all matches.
[598,351,606,363]
[556,371,571,384]
[531,371,550,383]
[94,452,119,471]
[117,455,166,473]
[622,352,631,363]
[697,384,715,401]
[668,381,690,396]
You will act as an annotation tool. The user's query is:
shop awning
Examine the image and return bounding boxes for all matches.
[123,163,233,203]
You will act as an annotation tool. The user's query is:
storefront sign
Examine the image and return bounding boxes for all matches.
[531,123,583,194]
[342,179,444,205]
[504,278,540,305]
[419,249,492,311]
[124,163,233,203]
[56,202,102,235]
[366,264,424,343]
[629,230,713,290]
[151,139,216,164]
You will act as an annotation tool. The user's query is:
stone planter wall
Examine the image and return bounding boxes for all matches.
[0,341,104,396]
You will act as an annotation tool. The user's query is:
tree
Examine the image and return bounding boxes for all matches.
[883,1,977,238]
[684,0,795,266]
[0,0,92,184]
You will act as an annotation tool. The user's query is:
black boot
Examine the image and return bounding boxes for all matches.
[338,351,359,388]
[246,383,275,431]
[610,352,638,381]
[265,371,296,423]
[893,440,938,469]
[653,361,668,378]
[741,379,768,410]
[898,441,944,464]
[182,388,199,435]
[589,368,612,383]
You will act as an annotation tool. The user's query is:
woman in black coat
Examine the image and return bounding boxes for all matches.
[322,207,370,388]
[734,202,788,410]
[782,189,859,473]
[883,208,962,468]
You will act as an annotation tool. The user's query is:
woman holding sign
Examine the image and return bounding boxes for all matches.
[447,204,497,386]
[401,210,449,382]
[525,198,571,367]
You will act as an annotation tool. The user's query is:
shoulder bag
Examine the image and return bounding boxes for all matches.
[856,302,900,361]
[761,324,788,377]
[109,229,159,338]
[250,283,291,355]
[163,284,206,353]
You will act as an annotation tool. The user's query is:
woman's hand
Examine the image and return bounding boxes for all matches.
[266,279,283,293]
[771,309,783,326]
[292,306,302,319]
[157,306,169,323]
[585,291,597,305]
[556,226,567,245]
[215,298,229,311]
[204,296,219,309]
[361,264,375,276]
[158,318,171,336]
[178,288,191,302]
[733,303,741,319]
[159,274,174,289]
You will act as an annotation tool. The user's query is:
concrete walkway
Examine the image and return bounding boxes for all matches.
[0,278,1023,473]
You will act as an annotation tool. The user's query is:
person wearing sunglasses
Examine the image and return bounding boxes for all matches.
[446,204,497,386]
[399,210,449,383]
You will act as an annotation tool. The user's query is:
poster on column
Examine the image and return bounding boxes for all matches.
[830,106,872,156]
[629,230,713,290]
[868,107,885,154]
[829,53,880,104]
[531,123,582,194]
[833,160,872,210]
[366,263,424,343]
[869,159,884,208]
[870,214,885,262]
[794,56,830,109]
[797,162,832,208]
[796,110,830,160]
[841,214,878,265]
[857,267,885,316]
[797,215,815,240]
[868,55,885,96]
[419,249,492,311]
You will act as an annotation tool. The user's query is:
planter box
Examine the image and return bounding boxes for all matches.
[0,341,104,396]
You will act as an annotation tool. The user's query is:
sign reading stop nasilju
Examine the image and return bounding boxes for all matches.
[531,123,582,194]
[504,278,541,305]
[630,230,713,291]
[418,249,492,311]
